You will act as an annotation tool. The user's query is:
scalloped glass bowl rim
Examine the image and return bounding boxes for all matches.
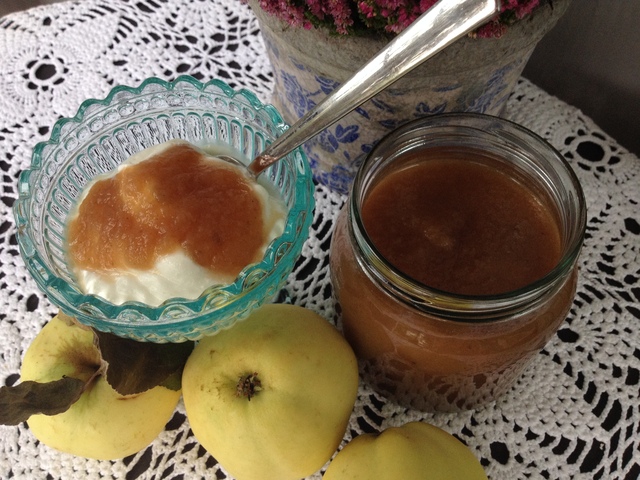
[14,75,314,341]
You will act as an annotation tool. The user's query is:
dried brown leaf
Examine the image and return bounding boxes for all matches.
[0,377,86,425]
[94,330,194,396]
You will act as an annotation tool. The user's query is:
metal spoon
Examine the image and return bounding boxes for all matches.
[235,0,501,177]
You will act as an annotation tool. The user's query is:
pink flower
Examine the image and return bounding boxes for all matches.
[474,20,507,38]
[251,0,546,37]
[358,1,375,18]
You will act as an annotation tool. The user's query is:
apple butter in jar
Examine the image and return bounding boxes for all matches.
[329,114,586,412]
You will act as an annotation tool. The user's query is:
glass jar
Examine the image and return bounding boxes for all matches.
[329,113,586,412]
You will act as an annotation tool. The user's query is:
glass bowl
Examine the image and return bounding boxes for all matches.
[14,76,315,343]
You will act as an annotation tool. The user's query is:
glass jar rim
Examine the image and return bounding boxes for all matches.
[349,113,587,320]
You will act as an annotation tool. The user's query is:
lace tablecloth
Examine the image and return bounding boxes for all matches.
[0,1,639,479]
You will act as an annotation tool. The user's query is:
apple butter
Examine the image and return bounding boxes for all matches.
[329,114,586,412]
[361,154,562,296]
[68,142,265,276]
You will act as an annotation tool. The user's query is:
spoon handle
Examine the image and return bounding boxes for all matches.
[249,0,500,176]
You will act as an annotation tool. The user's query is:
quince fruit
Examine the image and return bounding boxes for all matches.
[18,315,181,460]
[323,421,488,480]
[182,303,359,480]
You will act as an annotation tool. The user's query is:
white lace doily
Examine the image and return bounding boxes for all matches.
[1,1,639,479]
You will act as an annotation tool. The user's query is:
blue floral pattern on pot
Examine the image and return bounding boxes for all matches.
[260,30,531,195]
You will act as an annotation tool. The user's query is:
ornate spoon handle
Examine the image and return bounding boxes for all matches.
[248,0,501,176]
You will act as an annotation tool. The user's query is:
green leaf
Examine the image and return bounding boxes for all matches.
[94,330,194,396]
[0,377,86,426]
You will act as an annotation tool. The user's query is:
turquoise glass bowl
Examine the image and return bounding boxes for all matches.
[14,76,315,343]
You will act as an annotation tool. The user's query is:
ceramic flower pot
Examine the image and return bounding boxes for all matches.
[250,0,571,194]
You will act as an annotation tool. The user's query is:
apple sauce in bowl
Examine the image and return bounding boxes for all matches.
[67,140,287,307]
[14,76,314,343]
